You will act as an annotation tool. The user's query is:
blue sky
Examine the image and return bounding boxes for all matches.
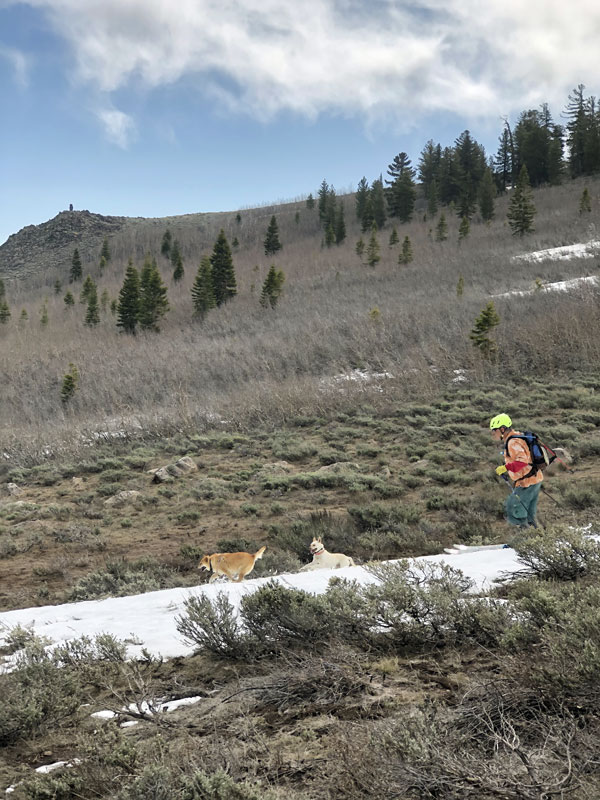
[1,0,599,245]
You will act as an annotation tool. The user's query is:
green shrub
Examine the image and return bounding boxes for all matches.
[512,526,600,581]
[68,558,178,601]
[176,592,250,658]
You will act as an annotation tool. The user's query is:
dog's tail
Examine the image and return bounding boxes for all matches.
[254,546,266,560]
[349,557,356,567]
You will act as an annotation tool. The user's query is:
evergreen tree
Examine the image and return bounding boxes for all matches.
[69,248,82,282]
[370,177,386,229]
[427,180,439,218]
[85,282,100,326]
[60,363,79,405]
[210,229,237,307]
[139,256,169,331]
[507,165,536,236]
[324,223,335,247]
[470,302,500,360]
[454,130,486,219]
[161,228,172,258]
[54,279,62,295]
[19,309,28,323]
[64,290,75,307]
[389,226,399,247]
[117,260,141,334]
[172,254,184,282]
[479,168,496,222]
[191,256,216,320]
[494,123,514,193]
[456,274,464,297]
[398,236,413,265]
[306,194,315,209]
[417,140,442,196]
[548,125,565,185]
[579,187,592,214]
[99,255,107,272]
[355,177,370,226]
[317,179,330,225]
[366,225,380,267]
[0,280,9,323]
[458,216,470,242]
[100,289,109,312]
[355,238,365,258]
[264,215,282,256]
[235,212,242,224]
[294,212,300,225]
[335,203,346,245]
[361,192,375,232]
[260,265,285,309]
[435,213,448,242]
[100,237,111,263]
[437,146,460,206]
[80,274,95,304]
[565,85,588,178]
[110,299,117,315]
[232,236,240,248]
[386,153,416,221]
[170,239,182,269]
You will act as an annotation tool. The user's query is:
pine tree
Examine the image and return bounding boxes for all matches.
[54,279,62,295]
[191,256,216,320]
[260,265,285,309]
[386,153,417,222]
[117,260,140,334]
[317,179,330,225]
[435,213,448,242]
[161,228,172,258]
[418,140,442,197]
[210,229,237,307]
[456,274,464,297]
[60,364,79,405]
[69,248,82,283]
[100,289,109,312]
[479,168,496,222]
[85,282,100,326]
[170,239,182,269]
[454,130,487,219]
[0,280,9,323]
[232,236,240,248]
[100,237,111,263]
[370,178,386,229]
[264,215,282,256]
[579,187,592,214]
[458,216,470,242]
[366,225,380,267]
[470,302,500,360]
[39,303,48,326]
[306,194,315,209]
[355,238,365,258]
[324,223,335,247]
[427,180,439,218]
[19,309,28,323]
[389,226,399,247]
[172,254,184,282]
[507,165,536,236]
[335,203,346,245]
[494,122,514,193]
[80,274,95,304]
[398,236,413,264]
[355,177,370,226]
[139,256,169,331]
[236,212,242,224]
[294,211,300,225]
[64,290,75,307]
[99,255,107,272]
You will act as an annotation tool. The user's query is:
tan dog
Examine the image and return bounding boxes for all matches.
[198,546,266,583]
[300,538,355,571]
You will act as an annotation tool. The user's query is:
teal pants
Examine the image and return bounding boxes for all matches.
[505,483,542,527]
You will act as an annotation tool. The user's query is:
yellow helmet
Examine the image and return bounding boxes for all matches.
[490,413,512,430]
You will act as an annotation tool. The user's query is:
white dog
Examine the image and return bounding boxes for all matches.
[300,537,355,571]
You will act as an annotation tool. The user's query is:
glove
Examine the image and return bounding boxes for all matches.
[495,465,507,476]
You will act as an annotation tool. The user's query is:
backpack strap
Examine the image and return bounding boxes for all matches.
[504,434,538,481]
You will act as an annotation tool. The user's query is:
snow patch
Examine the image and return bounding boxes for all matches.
[512,241,600,263]
[495,275,599,299]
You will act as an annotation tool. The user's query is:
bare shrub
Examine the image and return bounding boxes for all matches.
[176,592,250,658]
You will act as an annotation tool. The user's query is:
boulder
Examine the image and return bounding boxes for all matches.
[316,462,360,474]
[104,490,142,507]
[151,467,174,484]
[7,483,22,496]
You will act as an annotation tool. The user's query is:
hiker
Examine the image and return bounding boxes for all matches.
[490,413,543,529]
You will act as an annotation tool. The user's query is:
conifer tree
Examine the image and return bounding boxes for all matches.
[306,194,315,209]
[456,274,464,297]
[64,290,75,307]
[458,216,470,242]
[389,226,399,247]
[170,239,182,269]
[40,303,48,326]
[324,223,335,247]
[335,202,346,245]
[60,364,79,405]
[470,302,500,359]
[70,248,82,283]
[117,260,140,334]
[318,179,330,226]
[191,256,216,320]
[427,180,438,218]
[507,165,536,236]
[360,192,375,233]
[54,279,62,295]
[579,187,592,214]
[294,211,300,225]
[260,265,285,309]
[236,212,242,224]
[100,289,109,312]
[110,299,117,315]
[99,255,107,272]
[479,168,496,222]
[80,274,95,304]
[100,237,111,263]
[161,228,172,258]
[435,213,448,242]
[172,254,184,282]
[366,224,380,267]
[232,236,240,248]
[0,279,9,323]
[355,238,365,258]
[264,215,282,256]
[85,282,100,326]
[355,177,370,225]
[370,178,386,229]
[19,309,28,323]
[210,229,237,307]
[398,236,413,264]
[139,256,169,331]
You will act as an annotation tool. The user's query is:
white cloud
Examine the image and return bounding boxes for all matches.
[0,43,30,88]
[18,0,600,124]
[96,107,136,148]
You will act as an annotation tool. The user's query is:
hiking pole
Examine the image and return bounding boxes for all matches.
[495,466,537,519]
[540,486,561,506]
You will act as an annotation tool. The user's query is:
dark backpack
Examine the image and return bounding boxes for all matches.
[505,431,556,475]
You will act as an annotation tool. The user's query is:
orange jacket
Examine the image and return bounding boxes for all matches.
[502,430,543,488]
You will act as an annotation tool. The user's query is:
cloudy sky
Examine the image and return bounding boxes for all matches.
[1,0,599,245]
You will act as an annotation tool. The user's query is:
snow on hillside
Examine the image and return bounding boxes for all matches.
[512,241,600,263]
[495,275,599,299]
[0,547,519,666]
